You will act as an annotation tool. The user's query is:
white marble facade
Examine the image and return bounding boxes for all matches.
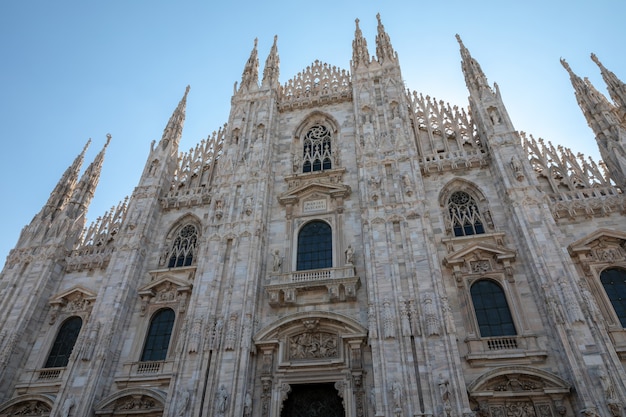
[1,15,626,417]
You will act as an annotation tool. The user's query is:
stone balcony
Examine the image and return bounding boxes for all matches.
[14,368,65,395]
[114,360,175,389]
[464,334,547,366]
[265,265,360,307]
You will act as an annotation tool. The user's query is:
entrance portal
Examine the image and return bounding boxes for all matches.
[280,383,345,417]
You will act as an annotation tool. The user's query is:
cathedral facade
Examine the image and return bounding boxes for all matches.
[1,15,626,417]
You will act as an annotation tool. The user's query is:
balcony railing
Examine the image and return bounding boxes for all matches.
[265,265,360,306]
[465,334,547,366]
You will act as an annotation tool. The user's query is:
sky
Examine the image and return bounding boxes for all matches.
[0,1,624,264]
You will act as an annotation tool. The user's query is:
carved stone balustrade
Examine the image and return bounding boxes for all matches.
[114,360,175,389]
[265,265,360,307]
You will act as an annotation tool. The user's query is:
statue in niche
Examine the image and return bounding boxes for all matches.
[390,380,402,409]
[61,396,75,417]
[176,389,190,416]
[243,391,252,417]
[345,245,355,264]
[488,107,501,125]
[216,385,229,414]
[272,250,282,272]
[510,156,524,181]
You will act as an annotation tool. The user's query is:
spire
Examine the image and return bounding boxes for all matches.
[159,85,190,151]
[262,35,280,89]
[561,58,617,126]
[352,18,370,68]
[591,53,626,110]
[239,38,259,91]
[456,35,491,95]
[68,134,111,217]
[41,138,90,220]
[562,58,626,189]
[375,13,397,64]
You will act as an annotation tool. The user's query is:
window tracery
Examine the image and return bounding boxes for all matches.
[447,191,486,237]
[302,125,332,173]
[166,224,198,268]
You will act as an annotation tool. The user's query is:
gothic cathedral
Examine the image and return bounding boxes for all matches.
[1,15,626,417]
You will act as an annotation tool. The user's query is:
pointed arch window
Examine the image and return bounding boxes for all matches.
[302,125,332,173]
[600,268,626,328]
[470,280,516,337]
[44,316,82,368]
[448,191,485,237]
[141,308,175,362]
[168,224,198,268]
[297,221,332,270]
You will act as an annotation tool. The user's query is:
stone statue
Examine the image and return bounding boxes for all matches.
[60,396,75,417]
[216,385,229,414]
[244,391,252,417]
[272,249,282,272]
[390,380,402,409]
[345,245,354,264]
[176,389,190,416]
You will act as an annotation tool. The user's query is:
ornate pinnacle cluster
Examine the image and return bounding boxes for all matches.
[591,53,626,111]
[456,35,491,95]
[159,85,190,151]
[375,13,396,64]
[240,38,260,91]
[262,35,280,88]
[41,138,91,221]
[352,18,370,68]
[69,134,111,214]
[561,57,626,189]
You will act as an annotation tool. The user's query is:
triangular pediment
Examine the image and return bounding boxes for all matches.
[138,276,190,296]
[568,228,626,254]
[50,285,97,305]
[279,179,350,205]
[445,243,516,266]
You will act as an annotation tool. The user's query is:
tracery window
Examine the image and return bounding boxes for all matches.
[167,224,198,268]
[141,308,175,362]
[470,280,516,337]
[44,316,82,368]
[297,221,332,270]
[600,268,626,327]
[448,191,485,237]
[302,125,332,173]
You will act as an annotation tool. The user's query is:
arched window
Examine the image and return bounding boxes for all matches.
[168,224,198,268]
[141,308,175,361]
[297,221,332,271]
[448,191,486,237]
[601,268,626,327]
[470,280,516,337]
[302,125,332,173]
[44,316,82,368]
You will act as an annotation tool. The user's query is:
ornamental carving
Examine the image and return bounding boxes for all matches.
[288,331,338,360]
[49,286,97,324]
[114,395,158,411]
[3,400,51,416]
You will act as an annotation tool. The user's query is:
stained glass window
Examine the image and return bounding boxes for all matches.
[44,316,82,368]
[470,280,516,337]
[168,224,198,268]
[297,221,332,271]
[601,268,626,327]
[141,308,175,361]
[448,191,485,237]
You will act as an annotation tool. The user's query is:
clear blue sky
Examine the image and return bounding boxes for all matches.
[0,1,624,263]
